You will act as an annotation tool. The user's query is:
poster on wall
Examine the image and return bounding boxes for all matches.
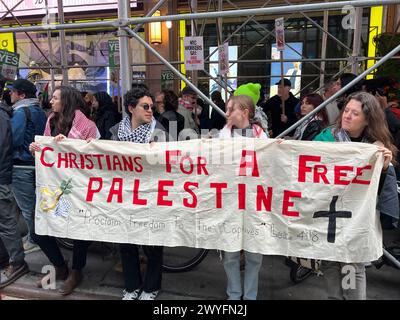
[16,32,145,95]
[209,45,237,101]
[269,42,303,98]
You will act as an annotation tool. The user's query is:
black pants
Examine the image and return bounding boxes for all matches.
[120,244,163,292]
[32,233,91,270]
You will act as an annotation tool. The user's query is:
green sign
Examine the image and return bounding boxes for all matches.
[108,40,119,68]
[161,70,174,90]
[0,49,19,80]
[161,70,174,81]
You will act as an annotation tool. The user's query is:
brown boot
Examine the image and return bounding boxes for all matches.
[36,263,69,288]
[58,270,83,296]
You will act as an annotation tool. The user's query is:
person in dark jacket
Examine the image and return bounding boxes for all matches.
[210,91,226,130]
[10,79,46,253]
[262,78,299,137]
[157,89,184,141]
[109,87,166,300]
[0,99,29,288]
[92,91,121,139]
[293,93,328,141]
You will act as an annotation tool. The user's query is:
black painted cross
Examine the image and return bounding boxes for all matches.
[313,195,352,243]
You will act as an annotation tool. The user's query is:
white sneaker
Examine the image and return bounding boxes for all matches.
[122,288,140,300]
[23,241,40,254]
[138,290,158,300]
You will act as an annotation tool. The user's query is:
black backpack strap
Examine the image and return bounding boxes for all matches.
[22,106,32,124]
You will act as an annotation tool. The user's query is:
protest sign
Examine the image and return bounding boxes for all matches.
[34,136,383,263]
[184,36,204,71]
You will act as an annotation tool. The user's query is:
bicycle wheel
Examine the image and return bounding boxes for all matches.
[289,264,313,284]
[56,237,74,250]
[162,247,209,273]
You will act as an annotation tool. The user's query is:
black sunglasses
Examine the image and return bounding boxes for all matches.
[140,103,152,110]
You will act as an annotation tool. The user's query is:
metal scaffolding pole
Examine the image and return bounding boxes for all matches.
[224,0,323,73]
[319,7,329,92]
[276,43,400,138]
[45,0,56,93]
[118,0,132,116]
[351,7,363,74]
[123,27,226,118]
[0,1,398,34]
[57,0,69,85]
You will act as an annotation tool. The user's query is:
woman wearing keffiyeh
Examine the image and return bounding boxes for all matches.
[109,86,167,300]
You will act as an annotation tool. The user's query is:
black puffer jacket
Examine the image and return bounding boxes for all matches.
[94,92,121,140]
[0,103,13,184]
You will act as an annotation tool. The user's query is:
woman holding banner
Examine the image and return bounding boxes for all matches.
[219,94,268,300]
[314,91,396,299]
[109,86,167,300]
[29,85,98,295]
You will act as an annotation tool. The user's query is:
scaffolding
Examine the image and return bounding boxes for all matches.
[0,0,399,118]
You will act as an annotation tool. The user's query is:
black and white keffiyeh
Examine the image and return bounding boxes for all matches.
[117,116,155,143]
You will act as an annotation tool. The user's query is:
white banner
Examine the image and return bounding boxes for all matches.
[34,136,384,263]
[184,36,204,71]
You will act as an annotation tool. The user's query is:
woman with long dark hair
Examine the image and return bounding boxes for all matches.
[29,85,98,295]
[293,93,328,141]
[314,91,396,299]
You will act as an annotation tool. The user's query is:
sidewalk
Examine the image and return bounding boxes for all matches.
[1,230,400,300]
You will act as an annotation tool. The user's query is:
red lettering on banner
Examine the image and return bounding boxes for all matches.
[256,186,273,212]
[197,157,209,175]
[86,177,103,201]
[166,150,182,173]
[69,153,78,169]
[298,155,321,182]
[238,184,246,210]
[157,180,174,206]
[210,183,228,208]
[352,165,372,185]
[92,154,104,169]
[183,182,198,208]
[133,157,143,172]
[239,150,259,177]
[107,178,123,203]
[40,147,54,167]
[313,164,329,184]
[132,179,147,205]
[334,166,353,185]
[180,156,194,174]
[58,153,68,168]
[84,155,94,169]
[282,190,302,217]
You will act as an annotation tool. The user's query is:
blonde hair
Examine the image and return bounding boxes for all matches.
[228,95,266,130]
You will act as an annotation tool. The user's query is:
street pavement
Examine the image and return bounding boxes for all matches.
[1,229,400,300]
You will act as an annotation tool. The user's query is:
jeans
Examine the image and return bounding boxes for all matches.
[323,261,366,300]
[223,251,263,300]
[120,244,163,293]
[12,168,36,244]
[32,233,91,270]
[0,184,24,266]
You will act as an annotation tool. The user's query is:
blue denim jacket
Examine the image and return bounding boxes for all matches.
[11,99,47,165]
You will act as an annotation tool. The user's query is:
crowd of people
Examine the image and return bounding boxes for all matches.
[0,72,399,300]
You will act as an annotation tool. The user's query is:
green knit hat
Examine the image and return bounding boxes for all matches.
[234,82,261,105]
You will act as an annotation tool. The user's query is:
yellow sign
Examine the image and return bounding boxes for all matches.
[0,33,14,52]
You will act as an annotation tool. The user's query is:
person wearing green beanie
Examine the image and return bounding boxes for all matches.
[234,83,261,106]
